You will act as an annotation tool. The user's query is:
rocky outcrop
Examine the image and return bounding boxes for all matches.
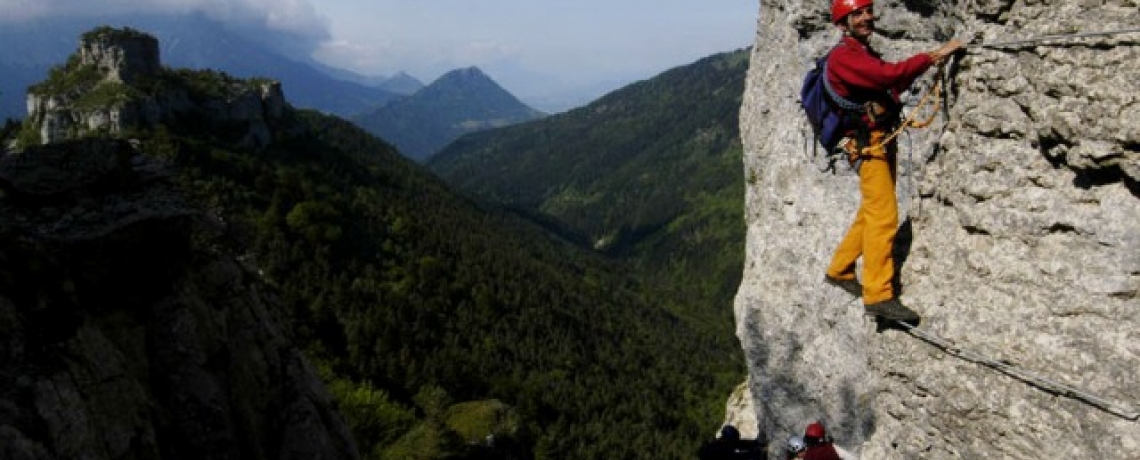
[25,27,287,148]
[0,138,359,459]
[721,379,759,439]
[735,1,1138,459]
[80,26,161,84]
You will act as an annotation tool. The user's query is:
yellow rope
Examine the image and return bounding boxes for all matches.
[862,64,945,154]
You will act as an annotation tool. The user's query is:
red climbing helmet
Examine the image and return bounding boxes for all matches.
[832,0,874,24]
[805,421,826,439]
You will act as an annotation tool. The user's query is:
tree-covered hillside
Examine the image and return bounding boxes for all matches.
[7,30,744,460]
[429,49,750,329]
[167,111,741,460]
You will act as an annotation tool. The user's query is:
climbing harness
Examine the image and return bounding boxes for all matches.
[968,27,1140,50]
[838,62,945,172]
[887,319,1140,421]
[873,64,944,150]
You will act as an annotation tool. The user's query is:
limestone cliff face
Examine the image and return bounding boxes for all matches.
[735,1,1138,458]
[25,27,286,148]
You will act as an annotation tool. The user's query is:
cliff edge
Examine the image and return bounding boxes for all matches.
[735,1,1138,458]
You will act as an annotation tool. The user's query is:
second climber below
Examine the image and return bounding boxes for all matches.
[822,0,962,321]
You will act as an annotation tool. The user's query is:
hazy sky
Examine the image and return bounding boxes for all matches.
[312,1,758,85]
[1,0,758,104]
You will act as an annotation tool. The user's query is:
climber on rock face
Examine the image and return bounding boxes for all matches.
[801,421,860,460]
[821,0,962,322]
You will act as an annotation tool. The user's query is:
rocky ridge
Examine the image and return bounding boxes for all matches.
[23,26,286,148]
[0,28,359,460]
[734,1,1138,459]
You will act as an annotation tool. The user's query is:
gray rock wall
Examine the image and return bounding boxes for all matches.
[735,0,1139,458]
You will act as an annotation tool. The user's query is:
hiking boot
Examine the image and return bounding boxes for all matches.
[864,298,920,322]
[824,275,862,297]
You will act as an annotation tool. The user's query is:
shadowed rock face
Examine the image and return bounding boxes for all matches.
[735,0,1138,458]
[0,138,360,460]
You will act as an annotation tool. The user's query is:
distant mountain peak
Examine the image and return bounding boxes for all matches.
[379,71,424,95]
[449,66,485,77]
[430,66,502,91]
[428,48,750,255]
[353,66,544,162]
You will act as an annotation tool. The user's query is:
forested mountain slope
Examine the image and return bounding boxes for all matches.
[430,49,750,328]
[1,27,743,460]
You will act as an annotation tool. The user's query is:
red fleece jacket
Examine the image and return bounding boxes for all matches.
[826,36,934,119]
[803,442,842,460]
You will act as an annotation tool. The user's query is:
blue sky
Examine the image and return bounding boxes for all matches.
[312,2,757,90]
[1,0,758,107]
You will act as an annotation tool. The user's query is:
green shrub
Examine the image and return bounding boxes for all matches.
[328,378,416,457]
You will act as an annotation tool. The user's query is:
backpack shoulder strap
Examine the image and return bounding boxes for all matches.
[821,46,864,112]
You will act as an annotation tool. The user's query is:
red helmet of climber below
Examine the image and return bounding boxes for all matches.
[804,421,826,440]
[831,0,874,23]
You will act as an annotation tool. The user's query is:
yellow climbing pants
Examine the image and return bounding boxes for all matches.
[826,130,898,305]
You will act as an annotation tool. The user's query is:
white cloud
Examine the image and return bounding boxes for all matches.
[312,38,404,76]
[313,36,524,83]
[237,0,328,39]
[0,0,329,40]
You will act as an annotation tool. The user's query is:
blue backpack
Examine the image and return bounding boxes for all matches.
[800,50,865,156]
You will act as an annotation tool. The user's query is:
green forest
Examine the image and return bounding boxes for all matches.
[9,34,750,459]
[166,112,742,459]
[430,49,750,336]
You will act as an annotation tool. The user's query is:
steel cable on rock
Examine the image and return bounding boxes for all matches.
[967,27,1140,50]
[887,320,1140,421]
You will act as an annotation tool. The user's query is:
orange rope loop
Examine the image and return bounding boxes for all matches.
[861,63,946,155]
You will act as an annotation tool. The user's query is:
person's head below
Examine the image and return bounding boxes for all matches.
[832,0,876,42]
[719,424,741,443]
[785,435,807,459]
[803,421,828,446]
